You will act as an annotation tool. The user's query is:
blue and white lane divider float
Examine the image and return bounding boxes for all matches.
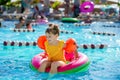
[3,41,37,46]
[11,29,35,32]
[78,44,108,49]
[11,29,74,34]
[102,25,120,28]
[3,41,108,49]
[74,23,91,27]
[91,31,116,36]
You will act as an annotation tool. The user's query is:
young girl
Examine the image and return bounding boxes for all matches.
[38,23,79,74]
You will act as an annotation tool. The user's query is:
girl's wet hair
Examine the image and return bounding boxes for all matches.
[45,23,60,35]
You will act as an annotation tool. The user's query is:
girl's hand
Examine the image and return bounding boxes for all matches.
[74,50,79,59]
[40,53,47,58]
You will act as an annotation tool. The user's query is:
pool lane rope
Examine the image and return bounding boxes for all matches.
[74,23,91,26]
[3,41,107,49]
[60,30,73,34]
[78,44,108,49]
[3,41,37,46]
[12,29,35,32]
[11,29,73,34]
[102,25,120,28]
[91,31,115,36]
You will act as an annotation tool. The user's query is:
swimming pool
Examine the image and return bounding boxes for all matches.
[0,20,120,80]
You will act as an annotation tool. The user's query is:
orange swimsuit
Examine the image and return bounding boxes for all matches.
[45,40,66,62]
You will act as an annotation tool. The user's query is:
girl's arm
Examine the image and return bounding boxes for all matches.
[74,49,79,59]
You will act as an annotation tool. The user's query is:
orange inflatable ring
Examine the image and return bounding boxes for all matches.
[64,38,77,53]
[37,35,47,50]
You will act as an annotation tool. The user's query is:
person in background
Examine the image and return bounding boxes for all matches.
[33,0,44,19]
[21,0,32,14]
[15,16,26,29]
[84,14,93,23]
[40,15,48,21]
[43,0,50,16]
[64,0,72,17]
[26,21,32,30]
[36,15,48,23]
[73,0,80,17]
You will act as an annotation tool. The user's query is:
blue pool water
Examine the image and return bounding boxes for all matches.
[0,20,120,80]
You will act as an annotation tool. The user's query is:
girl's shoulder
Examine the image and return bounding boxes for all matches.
[59,40,65,44]
[58,40,65,47]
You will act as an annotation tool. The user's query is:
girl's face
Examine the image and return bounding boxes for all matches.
[46,33,58,44]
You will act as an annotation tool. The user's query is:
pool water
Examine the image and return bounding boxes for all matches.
[0,21,120,80]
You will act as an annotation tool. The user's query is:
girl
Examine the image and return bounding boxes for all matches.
[38,23,78,74]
